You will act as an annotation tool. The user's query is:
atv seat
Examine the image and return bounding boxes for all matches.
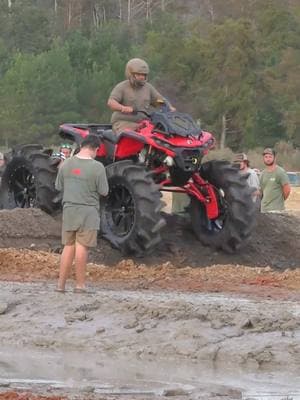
[100,130,140,144]
[98,130,118,144]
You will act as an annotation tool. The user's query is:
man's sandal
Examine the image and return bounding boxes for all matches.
[74,288,87,294]
[55,288,66,293]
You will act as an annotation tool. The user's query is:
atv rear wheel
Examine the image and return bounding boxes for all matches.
[0,144,59,214]
[100,160,166,256]
[190,160,256,253]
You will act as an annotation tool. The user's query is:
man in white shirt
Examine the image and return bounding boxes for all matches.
[234,153,260,203]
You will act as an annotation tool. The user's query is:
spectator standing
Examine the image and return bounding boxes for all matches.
[55,135,109,293]
[171,192,190,216]
[260,148,291,212]
[0,152,5,174]
[234,153,260,203]
[0,152,6,185]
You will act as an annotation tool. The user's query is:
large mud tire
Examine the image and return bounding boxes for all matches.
[100,160,166,256]
[190,160,256,253]
[0,144,59,214]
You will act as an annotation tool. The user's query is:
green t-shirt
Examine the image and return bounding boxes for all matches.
[109,80,163,124]
[55,156,109,230]
[260,166,289,212]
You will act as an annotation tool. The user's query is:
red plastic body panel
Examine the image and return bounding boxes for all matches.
[115,137,144,159]
[59,120,218,219]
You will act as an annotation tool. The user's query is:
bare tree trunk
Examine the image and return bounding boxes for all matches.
[118,0,122,20]
[79,1,82,27]
[103,5,106,24]
[68,0,72,27]
[146,0,151,21]
[127,0,131,23]
[220,113,227,149]
[93,4,99,26]
[206,0,215,23]
[54,0,57,14]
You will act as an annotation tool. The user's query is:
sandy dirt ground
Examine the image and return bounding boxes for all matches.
[0,189,300,399]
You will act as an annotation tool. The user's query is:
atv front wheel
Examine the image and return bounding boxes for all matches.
[100,160,166,256]
[0,144,59,213]
[190,160,256,252]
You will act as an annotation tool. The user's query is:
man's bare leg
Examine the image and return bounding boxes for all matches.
[57,244,75,291]
[74,241,88,289]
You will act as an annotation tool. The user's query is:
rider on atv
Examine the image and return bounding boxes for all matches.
[107,58,175,134]
[107,58,187,214]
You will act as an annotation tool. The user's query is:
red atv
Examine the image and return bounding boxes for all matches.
[0,106,255,255]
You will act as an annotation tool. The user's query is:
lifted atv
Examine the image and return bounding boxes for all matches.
[0,106,256,255]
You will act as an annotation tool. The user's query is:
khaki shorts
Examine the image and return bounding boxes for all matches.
[62,229,98,247]
[172,193,191,214]
[112,120,139,134]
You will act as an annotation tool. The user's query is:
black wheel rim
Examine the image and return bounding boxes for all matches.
[11,166,36,208]
[106,183,135,237]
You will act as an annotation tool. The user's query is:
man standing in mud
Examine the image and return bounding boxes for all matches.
[260,148,291,213]
[55,135,109,293]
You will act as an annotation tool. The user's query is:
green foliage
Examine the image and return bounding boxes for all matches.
[9,1,53,54]
[0,38,12,78]
[255,2,299,67]
[76,45,126,123]
[0,46,79,145]
[264,48,300,145]
[0,0,299,152]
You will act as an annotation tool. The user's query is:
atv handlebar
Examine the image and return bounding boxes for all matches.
[132,99,173,118]
[132,110,151,118]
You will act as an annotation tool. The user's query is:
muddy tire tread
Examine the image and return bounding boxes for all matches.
[190,160,256,253]
[100,160,165,256]
[0,144,58,214]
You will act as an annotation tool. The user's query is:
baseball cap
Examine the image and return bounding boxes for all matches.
[263,148,275,156]
[233,153,248,163]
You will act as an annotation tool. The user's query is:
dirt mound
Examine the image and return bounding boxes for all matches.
[0,393,65,400]
[92,212,300,269]
[0,208,300,269]
[1,247,300,298]
[0,208,61,249]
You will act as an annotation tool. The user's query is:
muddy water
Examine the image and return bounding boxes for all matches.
[1,348,300,398]
[0,282,300,399]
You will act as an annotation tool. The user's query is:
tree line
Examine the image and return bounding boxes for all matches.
[0,0,299,151]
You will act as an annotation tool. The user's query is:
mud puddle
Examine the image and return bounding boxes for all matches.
[1,282,300,399]
[1,348,300,399]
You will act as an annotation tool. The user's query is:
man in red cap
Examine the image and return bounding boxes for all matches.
[260,148,291,212]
